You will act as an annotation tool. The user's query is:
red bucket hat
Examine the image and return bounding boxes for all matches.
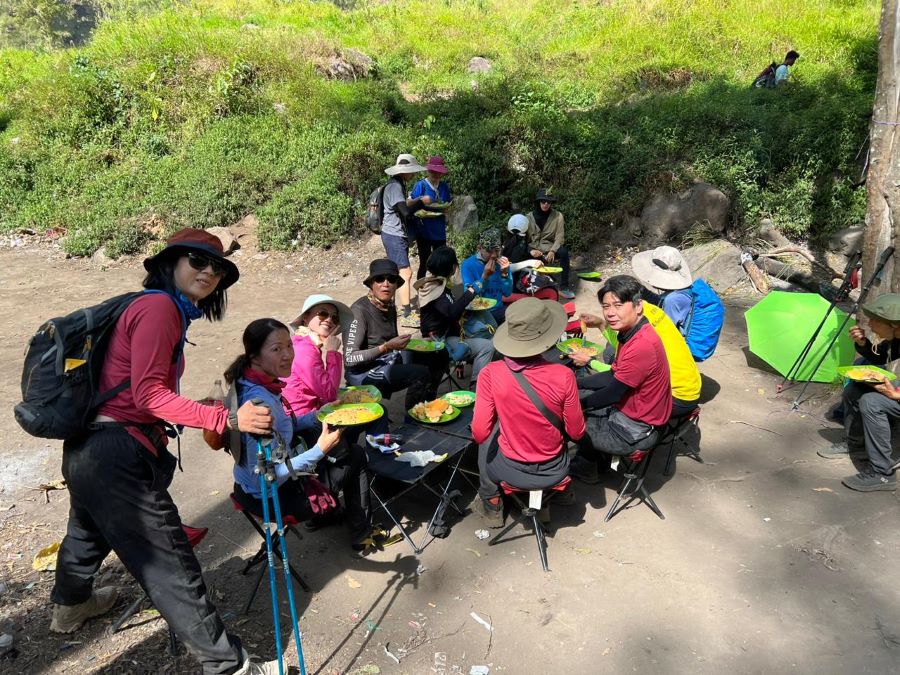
[425,155,448,174]
[143,228,240,290]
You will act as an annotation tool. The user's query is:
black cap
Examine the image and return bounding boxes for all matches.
[364,258,404,288]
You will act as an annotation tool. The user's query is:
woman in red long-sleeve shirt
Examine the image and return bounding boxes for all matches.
[472,298,585,526]
[49,229,282,675]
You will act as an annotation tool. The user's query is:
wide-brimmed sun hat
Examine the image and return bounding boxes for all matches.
[425,155,448,174]
[535,188,558,203]
[631,245,692,291]
[492,297,567,358]
[364,258,405,288]
[385,153,426,176]
[143,227,240,290]
[507,214,529,234]
[290,293,353,329]
[862,293,900,323]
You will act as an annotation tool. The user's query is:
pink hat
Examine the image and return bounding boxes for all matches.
[425,155,448,174]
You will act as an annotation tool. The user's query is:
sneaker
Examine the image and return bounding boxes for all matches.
[559,287,576,300]
[841,469,897,492]
[50,587,118,634]
[233,651,298,675]
[370,525,403,548]
[817,442,866,459]
[569,456,600,484]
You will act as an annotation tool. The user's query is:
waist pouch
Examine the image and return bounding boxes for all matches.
[608,408,654,445]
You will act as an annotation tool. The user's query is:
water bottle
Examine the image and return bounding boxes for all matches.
[201,378,225,407]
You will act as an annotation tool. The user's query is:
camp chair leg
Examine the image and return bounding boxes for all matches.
[488,512,529,546]
[287,562,312,593]
[532,513,550,572]
[641,485,665,520]
[110,593,148,634]
[168,628,178,656]
[371,487,423,554]
[243,559,268,615]
[604,474,637,522]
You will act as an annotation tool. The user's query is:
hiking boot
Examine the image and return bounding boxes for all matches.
[559,287,576,300]
[841,469,897,492]
[569,456,600,484]
[234,651,298,675]
[472,496,503,527]
[817,442,866,459]
[50,587,118,634]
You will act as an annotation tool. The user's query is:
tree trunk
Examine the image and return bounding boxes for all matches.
[862,0,900,293]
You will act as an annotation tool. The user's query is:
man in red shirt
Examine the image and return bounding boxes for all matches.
[570,275,672,484]
[472,298,586,525]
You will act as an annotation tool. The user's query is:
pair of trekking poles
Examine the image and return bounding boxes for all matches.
[778,246,896,409]
[252,399,307,675]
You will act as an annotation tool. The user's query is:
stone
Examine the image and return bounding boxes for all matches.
[639,182,730,244]
[681,239,746,294]
[448,195,478,233]
[206,227,239,253]
[318,49,375,81]
[91,246,111,265]
[365,234,385,256]
[757,219,792,248]
[467,57,493,74]
[828,225,864,255]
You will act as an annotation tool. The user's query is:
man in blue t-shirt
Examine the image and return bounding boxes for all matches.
[461,229,512,324]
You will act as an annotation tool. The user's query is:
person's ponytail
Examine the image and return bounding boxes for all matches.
[223,318,291,384]
[224,354,250,384]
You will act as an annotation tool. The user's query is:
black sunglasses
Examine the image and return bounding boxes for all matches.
[187,252,226,277]
[314,309,340,323]
[372,274,400,285]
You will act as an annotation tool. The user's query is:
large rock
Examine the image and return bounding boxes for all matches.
[467,57,493,74]
[449,195,478,233]
[206,226,239,253]
[317,48,375,81]
[757,219,792,248]
[828,225,864,255]
[639,182,730,243]
[681,239,746,294]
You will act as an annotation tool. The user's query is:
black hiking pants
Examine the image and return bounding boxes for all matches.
[51,427,244,674]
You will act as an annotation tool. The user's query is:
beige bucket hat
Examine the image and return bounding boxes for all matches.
[492,298,567,358]
[384,153,426,176]
[631,245,692,291]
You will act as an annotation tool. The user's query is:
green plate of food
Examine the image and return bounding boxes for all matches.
[556,338,605,360]
[442,390,476,407]
[317,402,384,426]
[414,209,441,218]
[836,365,896,383]
[536,266,562,274]
[405,338,445,352]
[429,202,451,209]
[577,271,603,280]
[467,297,498,311]
[409,399,461,424]
[337,385,382,404]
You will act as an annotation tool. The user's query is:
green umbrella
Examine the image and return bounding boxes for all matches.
[744,291,857,383]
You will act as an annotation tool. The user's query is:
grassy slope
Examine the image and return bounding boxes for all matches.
[0,0,879,256]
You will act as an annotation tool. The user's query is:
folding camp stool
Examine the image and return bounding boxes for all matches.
[229,495,311,614]
[109,524,208,655]
[489,476,572,572]
[605,445,664,523]
[662,407,703,476]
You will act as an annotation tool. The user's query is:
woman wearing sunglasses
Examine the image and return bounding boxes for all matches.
[50,229,284,674]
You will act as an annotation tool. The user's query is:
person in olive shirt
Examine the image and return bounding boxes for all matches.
[526,188,574,299]
[344,259,443,409]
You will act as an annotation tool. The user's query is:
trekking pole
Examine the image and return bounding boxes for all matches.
[791,246,896,409]
[777,250,862,392]
[262,442,307,675]
[255,435,285,675]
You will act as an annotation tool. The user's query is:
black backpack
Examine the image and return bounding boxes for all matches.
[14,290,184,440]
[366,184,387,234]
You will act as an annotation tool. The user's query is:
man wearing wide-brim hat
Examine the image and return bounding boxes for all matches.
[381,153,433,326]
[525,188,574,299]
[343,259,445,410]
[818,293,900,492]
[470,298,585,526]
[631,245,693,332]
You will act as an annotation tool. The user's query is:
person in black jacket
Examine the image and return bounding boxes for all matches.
[818,294,900,492]
[344,259,444,409]
[415,246,495,389]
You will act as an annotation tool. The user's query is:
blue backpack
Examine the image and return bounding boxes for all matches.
[677,279,725,362]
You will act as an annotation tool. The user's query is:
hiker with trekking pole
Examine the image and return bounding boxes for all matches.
[28,228,283,674]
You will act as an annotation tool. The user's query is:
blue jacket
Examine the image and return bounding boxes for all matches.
[461,253,513,305]
[233,378,324,498]
[410,179,452,240]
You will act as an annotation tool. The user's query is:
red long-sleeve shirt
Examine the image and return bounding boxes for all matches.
[472,358,585,463]
[96,293,228,455]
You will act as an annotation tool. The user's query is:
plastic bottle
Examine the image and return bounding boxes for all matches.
[202,379,226,407]
[370,433,403,446]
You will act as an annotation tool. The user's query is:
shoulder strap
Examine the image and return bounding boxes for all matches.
[507,365,563,432]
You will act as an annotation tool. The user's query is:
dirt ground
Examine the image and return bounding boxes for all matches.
[1,233,899,675]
